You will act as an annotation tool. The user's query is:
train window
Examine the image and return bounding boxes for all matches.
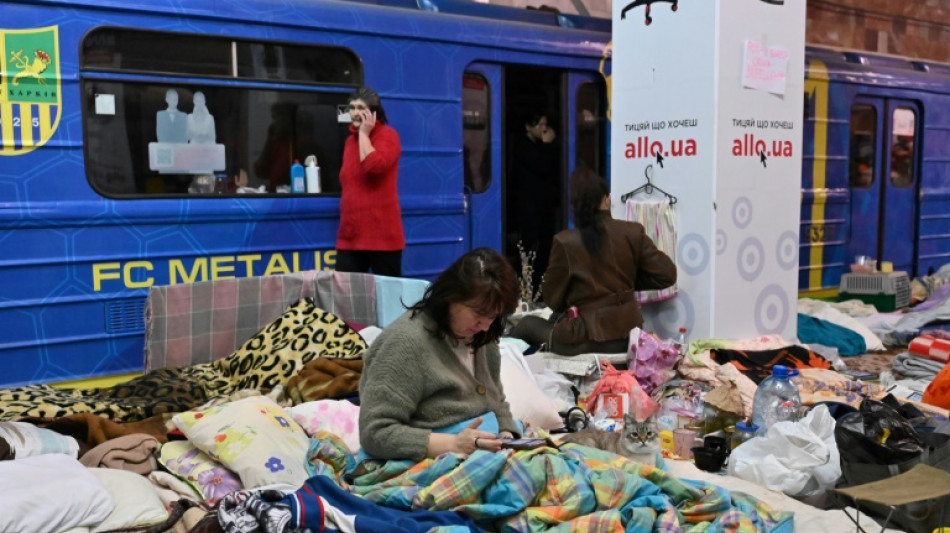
[889,107,916,188]
[463,73,491,194]
[235,42,360,85]
[82,28,231,77]
[83,80,351,196]
[575,82,606,177]
[82,28,360,85]
[848,105,876,189]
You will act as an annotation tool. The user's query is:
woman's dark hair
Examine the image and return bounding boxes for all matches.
[523,111,547,128]
[409,247,519,349]
[348,86,388,124]
[570,165,609,255]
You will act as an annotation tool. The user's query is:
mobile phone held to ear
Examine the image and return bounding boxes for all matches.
[499,438,551,450]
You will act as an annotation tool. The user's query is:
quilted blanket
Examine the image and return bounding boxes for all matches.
[220,433,795,532]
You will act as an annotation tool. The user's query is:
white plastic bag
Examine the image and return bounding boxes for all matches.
[727,404,841,497]
[532,369,576,412]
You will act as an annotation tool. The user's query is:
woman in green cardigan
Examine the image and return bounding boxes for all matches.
[358,248,521,461]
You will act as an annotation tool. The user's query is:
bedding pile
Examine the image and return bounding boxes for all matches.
[6,265,950,533]
[221,434,794,532]
[0,293,804,533]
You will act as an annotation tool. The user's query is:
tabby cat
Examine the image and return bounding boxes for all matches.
[558,412,660,466]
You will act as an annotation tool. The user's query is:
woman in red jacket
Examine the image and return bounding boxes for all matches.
[336,87,405,276]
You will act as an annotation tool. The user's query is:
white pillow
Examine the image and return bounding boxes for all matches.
[498,342,564,430]
[88,468,169,533]
[288,400,361,453]
[0,454,114,533]
[172,395,311,489]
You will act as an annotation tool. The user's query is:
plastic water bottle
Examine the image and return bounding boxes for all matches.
[290,159,306,193]
[673,327,688,356]
[213,172,229,194]
[304,155,321,193]
[751,365,802,435]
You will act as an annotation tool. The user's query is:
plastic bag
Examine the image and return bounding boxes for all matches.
[834,399,924,465]
[586,361,659,421]
[650,379,710,432]
[727,404,841,497]
[627,327,679,395]
[532,367,577,412]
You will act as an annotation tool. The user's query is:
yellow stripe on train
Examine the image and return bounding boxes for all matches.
[804,59,829,291]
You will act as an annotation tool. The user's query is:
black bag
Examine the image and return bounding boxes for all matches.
[834,398,950,533]
[835,399,924,465]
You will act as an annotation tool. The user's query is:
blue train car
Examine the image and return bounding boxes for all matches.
[801,45,950,294]
[1,0,611,386]
[6,0,950,387]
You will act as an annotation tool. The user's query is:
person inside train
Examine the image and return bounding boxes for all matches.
[508,109,560,292]
[357,247,521,461]
[335,86,405,277]
[890,135,914,187]
[509,165,677,356]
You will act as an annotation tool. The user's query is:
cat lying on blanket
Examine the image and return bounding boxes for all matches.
[558,412,661,466]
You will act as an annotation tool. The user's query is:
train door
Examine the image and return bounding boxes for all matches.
[463,64,607,284]
[847,98,920,275]
[502,66,565,284]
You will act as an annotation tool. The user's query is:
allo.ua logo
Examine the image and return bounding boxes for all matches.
[0,25,62,156]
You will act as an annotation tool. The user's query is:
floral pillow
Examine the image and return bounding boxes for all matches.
[288,400,361,453]
[171,395,311,489]
[158,440,242,504]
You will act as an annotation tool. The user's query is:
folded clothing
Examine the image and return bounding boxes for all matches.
[797,313,867,356]
[892,352,945,380]
[80,433,160,475]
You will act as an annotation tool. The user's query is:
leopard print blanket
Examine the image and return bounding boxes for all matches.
[0,298,366,422]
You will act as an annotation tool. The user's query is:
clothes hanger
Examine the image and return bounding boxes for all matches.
[620,164,678,204]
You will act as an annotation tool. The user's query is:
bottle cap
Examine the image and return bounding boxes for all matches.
[736,420,759,432]
[679,327,687,333]
[772,365,790,378]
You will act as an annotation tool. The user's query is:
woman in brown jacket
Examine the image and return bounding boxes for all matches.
[510,166,677,355]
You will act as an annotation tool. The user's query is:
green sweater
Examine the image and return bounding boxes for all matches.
[358,310,518,461]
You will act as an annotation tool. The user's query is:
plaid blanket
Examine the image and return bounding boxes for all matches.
[296,434,794,533]
[146,270,377,371]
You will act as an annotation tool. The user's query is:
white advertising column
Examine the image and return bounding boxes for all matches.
[609,1,806,340]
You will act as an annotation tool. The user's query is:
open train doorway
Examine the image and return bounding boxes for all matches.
[504,66,565,295]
